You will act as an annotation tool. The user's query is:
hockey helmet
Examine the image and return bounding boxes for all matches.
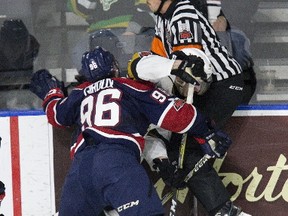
[174,48,214,95]
[80,46,120,82]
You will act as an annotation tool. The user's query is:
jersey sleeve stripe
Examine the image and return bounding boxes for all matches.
[45,99,65,128]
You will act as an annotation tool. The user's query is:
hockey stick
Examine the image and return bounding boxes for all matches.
[161,154,210,205]
[168,68,195,215]
[178,67,194,169]
[163,155,211,215]
[162,156,211,216]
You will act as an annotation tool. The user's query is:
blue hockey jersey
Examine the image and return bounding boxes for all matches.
[43,77,208,158]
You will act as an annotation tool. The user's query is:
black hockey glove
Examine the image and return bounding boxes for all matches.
[195,130,232,158]
[171,60,199,85]
[153,158,187,189]
[30,69,65,100]
[0,181,5,205]
[171,50,207,81]
[0,181,5,194]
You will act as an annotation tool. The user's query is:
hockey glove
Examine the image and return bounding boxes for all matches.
[153,158,187,189]
[171,50,207,81]
[195,130,232,158]
[30,69,65,100]
[0,181,5,205]
[171,60,200,85]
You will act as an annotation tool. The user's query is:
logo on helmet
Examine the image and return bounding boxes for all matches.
[89,60,99,71]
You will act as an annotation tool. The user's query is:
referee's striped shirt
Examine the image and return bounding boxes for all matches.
[150,0,242,81]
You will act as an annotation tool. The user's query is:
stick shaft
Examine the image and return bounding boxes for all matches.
[163,154,210,215]
[178,83,194,169]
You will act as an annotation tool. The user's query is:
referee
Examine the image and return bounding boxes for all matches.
[145,0,247,216]
[147,0,244,128]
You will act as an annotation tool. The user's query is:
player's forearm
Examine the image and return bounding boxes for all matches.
[135,55,175,82]
[44,98,66,128]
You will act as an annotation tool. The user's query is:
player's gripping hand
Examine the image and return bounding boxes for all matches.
[195,130,232,158]
[171,60,199,85]
[171,50,207,81]
[153,158,187,189]
[30,69,65,100]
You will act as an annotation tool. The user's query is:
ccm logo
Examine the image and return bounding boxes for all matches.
[170,199,177,216]
[229,85,243,91]
[117,200,139,212]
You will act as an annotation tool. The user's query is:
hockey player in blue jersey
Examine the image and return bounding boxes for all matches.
[30,46,232,216]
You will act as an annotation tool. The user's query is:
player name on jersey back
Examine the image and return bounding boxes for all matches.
[84,78,114,96]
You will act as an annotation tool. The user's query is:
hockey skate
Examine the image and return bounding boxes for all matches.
[215,201,252,216]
